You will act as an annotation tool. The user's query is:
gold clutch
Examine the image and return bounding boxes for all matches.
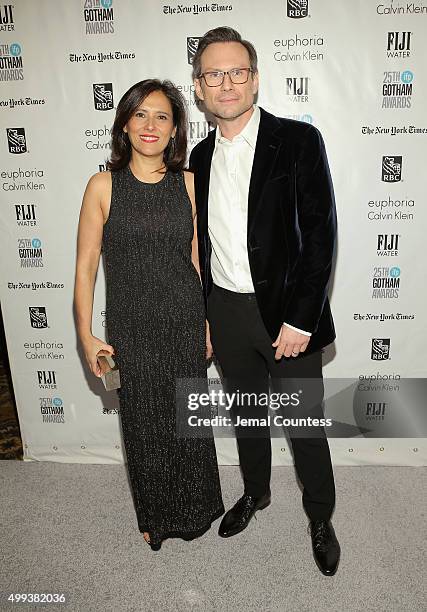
[97,350,121,391]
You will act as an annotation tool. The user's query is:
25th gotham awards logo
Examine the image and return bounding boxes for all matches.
[0,41,23,80]
[6,127,26,153]
[382,70,413,108]
[387,32,412,58]
[0,4,14,31]
[286,77,309,102]
[93,83,114,110]
[372,266,401,298]
[18,238,43,267]
[382,156,402,182]
[29,306,48,329]
[83,0,114,34]
[371,338,391,361]
[287,0,309,18]
[40,397,64,424]
[187,37,200,64]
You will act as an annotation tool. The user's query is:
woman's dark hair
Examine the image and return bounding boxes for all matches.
[107,79,187,173]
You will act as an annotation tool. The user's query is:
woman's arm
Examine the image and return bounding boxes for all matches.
[74,172,114,376]
[183,170,212,359]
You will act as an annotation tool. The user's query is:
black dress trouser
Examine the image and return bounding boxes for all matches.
[207,284,336,522]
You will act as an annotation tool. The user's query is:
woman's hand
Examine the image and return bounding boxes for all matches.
[82,334,115,377]
[206,320,213,360]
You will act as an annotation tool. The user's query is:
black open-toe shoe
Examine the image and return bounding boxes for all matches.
[144,534,162,551]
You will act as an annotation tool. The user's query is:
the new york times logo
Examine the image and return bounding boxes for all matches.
[7,127,26,153]
[187,37,200,64]
[0,4,15,31]
[371,338,390,361]
[387,32,412,57]
[382,156,402,182]
[29,306,48,329]
[93,83,114,110]
[287,0,309,18]
[84,0,114,35]
[37,370,57,389]
[286,77,309,102]
[0,42,23,80]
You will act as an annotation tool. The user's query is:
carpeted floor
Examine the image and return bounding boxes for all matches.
[1,462,425,612]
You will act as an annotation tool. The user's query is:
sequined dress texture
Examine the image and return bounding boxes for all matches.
[102,166,224,544]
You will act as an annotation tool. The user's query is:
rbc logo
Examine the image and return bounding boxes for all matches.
[187,37,201,65]
[381,156,402,182]
[6,127,26,154]
[93,83,114,111]
[371,338,390,361]
[287,0,309,18]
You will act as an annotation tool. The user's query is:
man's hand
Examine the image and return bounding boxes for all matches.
[206,320,213,360]
[272,324,310,360]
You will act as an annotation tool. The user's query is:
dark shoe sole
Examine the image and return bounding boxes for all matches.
[218,499,271,538]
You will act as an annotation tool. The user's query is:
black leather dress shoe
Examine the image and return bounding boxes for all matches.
[309,520,340,576]
[218,492,271,538]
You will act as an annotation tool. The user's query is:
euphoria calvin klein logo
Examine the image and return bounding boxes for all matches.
[0,4,15,31]
[287,0,309,18]
[382,70,413,108]
[29,306,48,329]
[382,156,402,182]
[84,0,114,35]
[387,32,411,57]
[286,77,309,101]
[187,37,200,64]
[7,127,26,153]
[371,338,390,361]
[93,83,114,111]
[377,234,400,256]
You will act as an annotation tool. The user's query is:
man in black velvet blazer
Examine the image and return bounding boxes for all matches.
[189,27,340,576]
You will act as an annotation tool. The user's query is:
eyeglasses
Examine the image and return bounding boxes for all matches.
[198,67,254,87]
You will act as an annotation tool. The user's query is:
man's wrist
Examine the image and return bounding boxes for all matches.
[283,322,312,337]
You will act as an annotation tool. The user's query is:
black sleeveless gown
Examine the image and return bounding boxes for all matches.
[102,165,224,545]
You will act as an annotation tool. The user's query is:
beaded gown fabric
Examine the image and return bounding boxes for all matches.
[102,166,224,545]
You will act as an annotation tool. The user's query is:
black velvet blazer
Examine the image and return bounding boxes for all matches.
[189,107,337,354]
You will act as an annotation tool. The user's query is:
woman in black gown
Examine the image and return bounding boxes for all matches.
[74,80,224,550]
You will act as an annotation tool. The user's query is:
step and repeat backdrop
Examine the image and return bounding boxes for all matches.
[0,0,426,465]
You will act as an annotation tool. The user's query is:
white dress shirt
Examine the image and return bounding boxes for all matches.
[208,105,310,337]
